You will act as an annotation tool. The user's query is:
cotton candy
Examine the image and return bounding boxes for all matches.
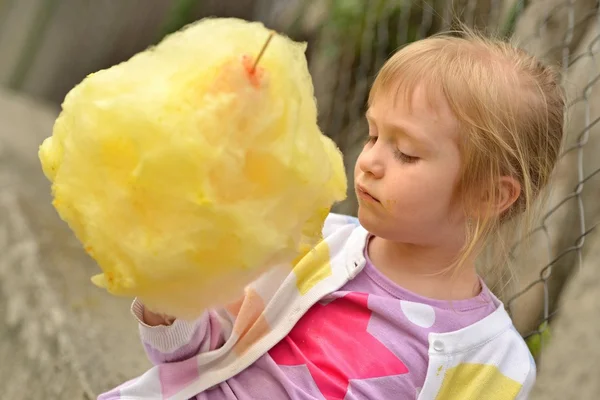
[38,18,347,319]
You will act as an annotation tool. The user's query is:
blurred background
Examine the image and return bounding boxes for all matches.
[1,0,599,398]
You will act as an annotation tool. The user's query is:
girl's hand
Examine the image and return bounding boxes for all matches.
[142,306,176,326]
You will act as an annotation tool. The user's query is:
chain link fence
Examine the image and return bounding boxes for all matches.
[507,0,600,365]
[279,0,600,368]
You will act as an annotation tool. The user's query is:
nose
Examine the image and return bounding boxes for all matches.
[357,142,384,179]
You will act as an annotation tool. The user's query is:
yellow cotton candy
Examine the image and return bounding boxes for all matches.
[38,17,347,320]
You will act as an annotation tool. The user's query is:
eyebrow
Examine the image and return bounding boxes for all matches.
[365,110,433,149]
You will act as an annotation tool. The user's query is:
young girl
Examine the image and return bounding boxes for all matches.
[100,31,564,400]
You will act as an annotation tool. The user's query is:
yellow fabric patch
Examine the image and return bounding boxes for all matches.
[435,363,522,400]
[293,240,332,295]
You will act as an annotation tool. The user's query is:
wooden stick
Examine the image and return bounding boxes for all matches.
[251,31,275,73]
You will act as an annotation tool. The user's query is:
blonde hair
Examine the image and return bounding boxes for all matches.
[369,30,565,289]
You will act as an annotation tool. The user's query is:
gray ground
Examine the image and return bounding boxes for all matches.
[0,90,149,399]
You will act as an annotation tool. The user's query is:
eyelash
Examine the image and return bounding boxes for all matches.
[393,148,419,163]
[364,135,419,164]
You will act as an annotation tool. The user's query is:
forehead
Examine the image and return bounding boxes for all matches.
[368,84,459,140]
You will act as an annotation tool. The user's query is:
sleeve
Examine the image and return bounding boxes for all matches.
[131,299,230,364]
[127,215,349,366]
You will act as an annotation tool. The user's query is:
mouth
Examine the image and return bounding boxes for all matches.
[356,184,380,203]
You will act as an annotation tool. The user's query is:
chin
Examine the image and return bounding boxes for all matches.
[357,207,408,242]
[357,207,381,235]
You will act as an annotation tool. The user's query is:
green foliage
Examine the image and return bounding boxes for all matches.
[157,0,199,41]
[323,0,449,62]
[500,0,529,38]
[329,0,364,33]
[322,0,395,61]
[525,321,551,359]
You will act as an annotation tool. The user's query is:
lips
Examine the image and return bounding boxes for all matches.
[356,184,379,203]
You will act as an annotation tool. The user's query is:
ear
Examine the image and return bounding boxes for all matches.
[496,176,521,215]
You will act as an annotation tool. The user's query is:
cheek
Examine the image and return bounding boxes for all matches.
[385,163,461,215]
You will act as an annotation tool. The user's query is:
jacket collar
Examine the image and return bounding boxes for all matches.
[344,225,369,279]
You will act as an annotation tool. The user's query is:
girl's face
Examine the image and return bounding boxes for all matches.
[354,85,467,250]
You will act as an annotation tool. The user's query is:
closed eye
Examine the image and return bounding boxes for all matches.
[394,149,419,164]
